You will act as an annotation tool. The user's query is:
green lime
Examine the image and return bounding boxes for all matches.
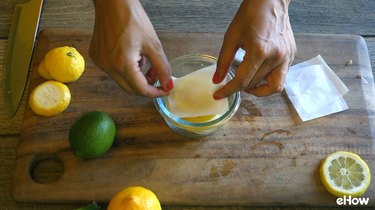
[76,202,102,210]
[69,111,116,159]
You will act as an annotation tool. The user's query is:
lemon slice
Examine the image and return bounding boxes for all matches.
[29,81,71,116]
[320,151,371,197]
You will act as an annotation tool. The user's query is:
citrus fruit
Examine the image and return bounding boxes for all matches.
[76,202,102,210]
[37,60,53,80]
[29,80,71,116]
[320,151,371,197]
[107,186,161,210]
[69,111,116,159]
[43,46,85,83]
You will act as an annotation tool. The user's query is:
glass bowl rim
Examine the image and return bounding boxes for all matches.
[153,54,241,128]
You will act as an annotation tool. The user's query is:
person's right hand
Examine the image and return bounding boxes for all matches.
[213,0,296,99]
[90,0,173,98]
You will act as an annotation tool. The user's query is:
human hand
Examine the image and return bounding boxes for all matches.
[213,0,296,99]
[90,0,173,98]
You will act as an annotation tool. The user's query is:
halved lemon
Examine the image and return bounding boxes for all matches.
[29,81,71,116]
[320,151,371,197]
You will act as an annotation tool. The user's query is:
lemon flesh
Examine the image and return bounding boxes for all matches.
[43,46,85,83]
[107,186,161,210]
[320,151,371,197]
[69,111,116,159]
[29,81,71,116]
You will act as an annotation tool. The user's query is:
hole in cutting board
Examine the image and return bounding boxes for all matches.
[29,153,64,184]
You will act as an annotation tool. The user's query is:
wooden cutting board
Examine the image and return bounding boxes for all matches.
[13,29,375,206]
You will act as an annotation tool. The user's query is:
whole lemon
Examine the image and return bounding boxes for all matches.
[69,111,116,159]
[37,60,53,80]
[107,186,161,210]
[43,46,85,83]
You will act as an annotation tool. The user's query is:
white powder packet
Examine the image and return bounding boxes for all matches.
[285,56,349,121]
[235,50,349,122]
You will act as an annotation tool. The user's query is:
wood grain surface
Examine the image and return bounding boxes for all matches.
[11,29,375,206]
[1,0,375,37]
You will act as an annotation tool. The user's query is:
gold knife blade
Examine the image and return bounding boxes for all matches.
[3,0,44,118]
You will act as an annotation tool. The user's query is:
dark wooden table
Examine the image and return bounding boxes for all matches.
[0,0,374,209]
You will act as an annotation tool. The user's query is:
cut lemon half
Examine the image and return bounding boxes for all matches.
[29,81,71,116]
[320,151,371,197]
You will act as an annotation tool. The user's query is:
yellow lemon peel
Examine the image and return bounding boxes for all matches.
[320,151,371,197]
[108,186,161,210]
[42,46,85,83]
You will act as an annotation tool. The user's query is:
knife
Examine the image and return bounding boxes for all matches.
[3,0,44,118]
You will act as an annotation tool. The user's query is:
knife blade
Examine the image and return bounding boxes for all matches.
[3,0,44,118]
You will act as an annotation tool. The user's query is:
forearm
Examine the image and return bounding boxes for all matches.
[237,0,292,39]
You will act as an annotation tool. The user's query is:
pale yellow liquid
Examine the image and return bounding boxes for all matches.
[182,114,218,123]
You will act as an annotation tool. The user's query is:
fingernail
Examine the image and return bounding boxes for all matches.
[213,95,223,100]
[212,72,221,84]
[166,79,174,90]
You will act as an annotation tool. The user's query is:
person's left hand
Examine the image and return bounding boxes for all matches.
[89,0,172,98]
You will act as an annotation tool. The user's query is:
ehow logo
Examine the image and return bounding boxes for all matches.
[336,195,369,206]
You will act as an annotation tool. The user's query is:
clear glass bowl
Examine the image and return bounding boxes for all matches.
[154,54,241,137]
